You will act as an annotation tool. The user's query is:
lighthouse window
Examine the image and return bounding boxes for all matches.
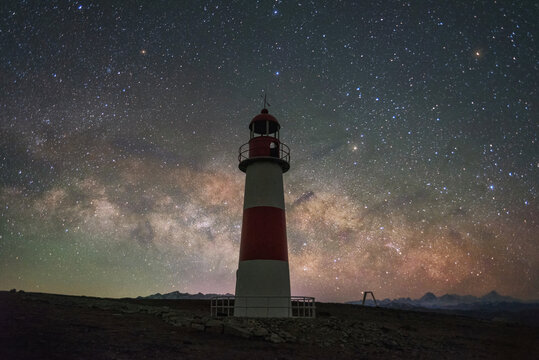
[270,141,278,157]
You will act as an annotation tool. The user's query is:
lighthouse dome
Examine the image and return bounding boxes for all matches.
[249,108,281,134]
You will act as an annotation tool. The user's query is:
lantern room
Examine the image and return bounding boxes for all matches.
[238,108,290,173]
[249,108,281,138]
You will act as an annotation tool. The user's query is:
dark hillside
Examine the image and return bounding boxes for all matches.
[1,291,537,359]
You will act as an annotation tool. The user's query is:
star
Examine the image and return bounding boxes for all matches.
[0,1,535,302]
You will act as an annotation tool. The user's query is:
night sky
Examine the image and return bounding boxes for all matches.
[0,1,537,302]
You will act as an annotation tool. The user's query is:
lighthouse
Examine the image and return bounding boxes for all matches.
[234,107,291,317]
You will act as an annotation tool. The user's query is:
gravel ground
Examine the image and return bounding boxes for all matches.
[1,291,537,359]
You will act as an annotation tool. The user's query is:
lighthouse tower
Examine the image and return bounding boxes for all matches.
[234,107,291,317]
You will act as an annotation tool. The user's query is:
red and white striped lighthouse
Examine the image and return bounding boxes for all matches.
[234,107,291,317]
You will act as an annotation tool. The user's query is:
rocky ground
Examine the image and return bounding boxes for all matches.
[1,290,537,359]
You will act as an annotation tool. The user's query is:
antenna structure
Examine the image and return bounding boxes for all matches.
[261,92,271,109]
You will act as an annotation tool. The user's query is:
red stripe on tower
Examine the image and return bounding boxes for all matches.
[239,206,288,261]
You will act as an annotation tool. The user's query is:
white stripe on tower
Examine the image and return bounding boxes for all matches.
[243,161,285,210]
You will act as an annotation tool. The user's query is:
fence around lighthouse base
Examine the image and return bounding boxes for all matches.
[210,296,316,318]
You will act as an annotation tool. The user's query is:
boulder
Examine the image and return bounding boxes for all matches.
[268,333,284,343]
[224,324,251,338]
[252,327,269,337]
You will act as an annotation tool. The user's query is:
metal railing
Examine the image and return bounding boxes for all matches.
[238,142,290,164]
[210,296,316,318]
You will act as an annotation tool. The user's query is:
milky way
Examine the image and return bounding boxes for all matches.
[0,1,537,301]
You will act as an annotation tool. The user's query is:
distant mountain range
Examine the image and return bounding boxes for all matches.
[349,291,539,326]
[139,290,539,326]
[138,291,233,300]
[141,290,535,309]
[347,290,535,310]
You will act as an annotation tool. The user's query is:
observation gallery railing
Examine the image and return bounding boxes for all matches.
[238,142,290,164]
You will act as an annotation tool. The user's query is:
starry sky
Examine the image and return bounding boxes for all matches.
[0,1,537,302]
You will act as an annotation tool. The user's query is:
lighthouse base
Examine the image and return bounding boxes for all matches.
[234,259,291,317]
